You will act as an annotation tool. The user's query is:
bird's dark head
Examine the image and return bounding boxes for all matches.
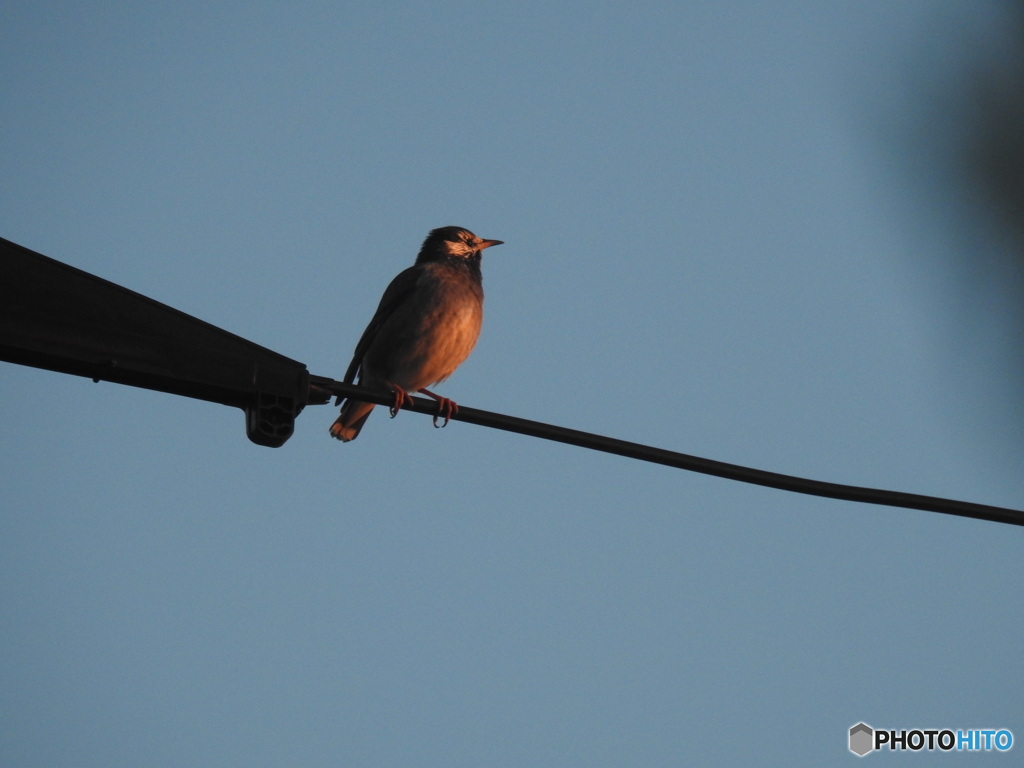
[416,226,503,264]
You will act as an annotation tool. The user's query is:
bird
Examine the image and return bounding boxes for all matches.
[329,226,503,442]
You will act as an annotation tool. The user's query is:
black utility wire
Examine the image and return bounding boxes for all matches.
[316,380,1024,528]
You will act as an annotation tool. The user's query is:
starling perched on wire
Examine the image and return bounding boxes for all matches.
[329,226,503,442]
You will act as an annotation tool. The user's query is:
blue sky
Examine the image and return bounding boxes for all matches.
[2,2,1022,766]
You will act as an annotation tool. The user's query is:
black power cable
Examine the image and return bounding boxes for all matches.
[314,379,1024,528]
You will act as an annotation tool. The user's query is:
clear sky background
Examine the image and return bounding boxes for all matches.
[2,2,1022,766]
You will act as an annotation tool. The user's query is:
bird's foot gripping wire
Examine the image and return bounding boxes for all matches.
[387,383,413,418]
[419,387,458,428]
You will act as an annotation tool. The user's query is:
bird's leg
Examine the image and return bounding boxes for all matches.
[385,382,413,418]
[418,387,458,428]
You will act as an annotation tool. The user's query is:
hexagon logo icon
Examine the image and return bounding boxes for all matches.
[849,722,874,757]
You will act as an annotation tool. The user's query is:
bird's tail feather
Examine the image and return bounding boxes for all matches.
[329,400,375,442]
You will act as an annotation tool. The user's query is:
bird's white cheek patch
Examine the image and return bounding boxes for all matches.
[442,241,474,257]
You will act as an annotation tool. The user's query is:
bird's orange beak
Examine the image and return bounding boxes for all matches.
[478,239,503,249]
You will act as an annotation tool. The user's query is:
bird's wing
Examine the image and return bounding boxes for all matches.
[343,265,422,384]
